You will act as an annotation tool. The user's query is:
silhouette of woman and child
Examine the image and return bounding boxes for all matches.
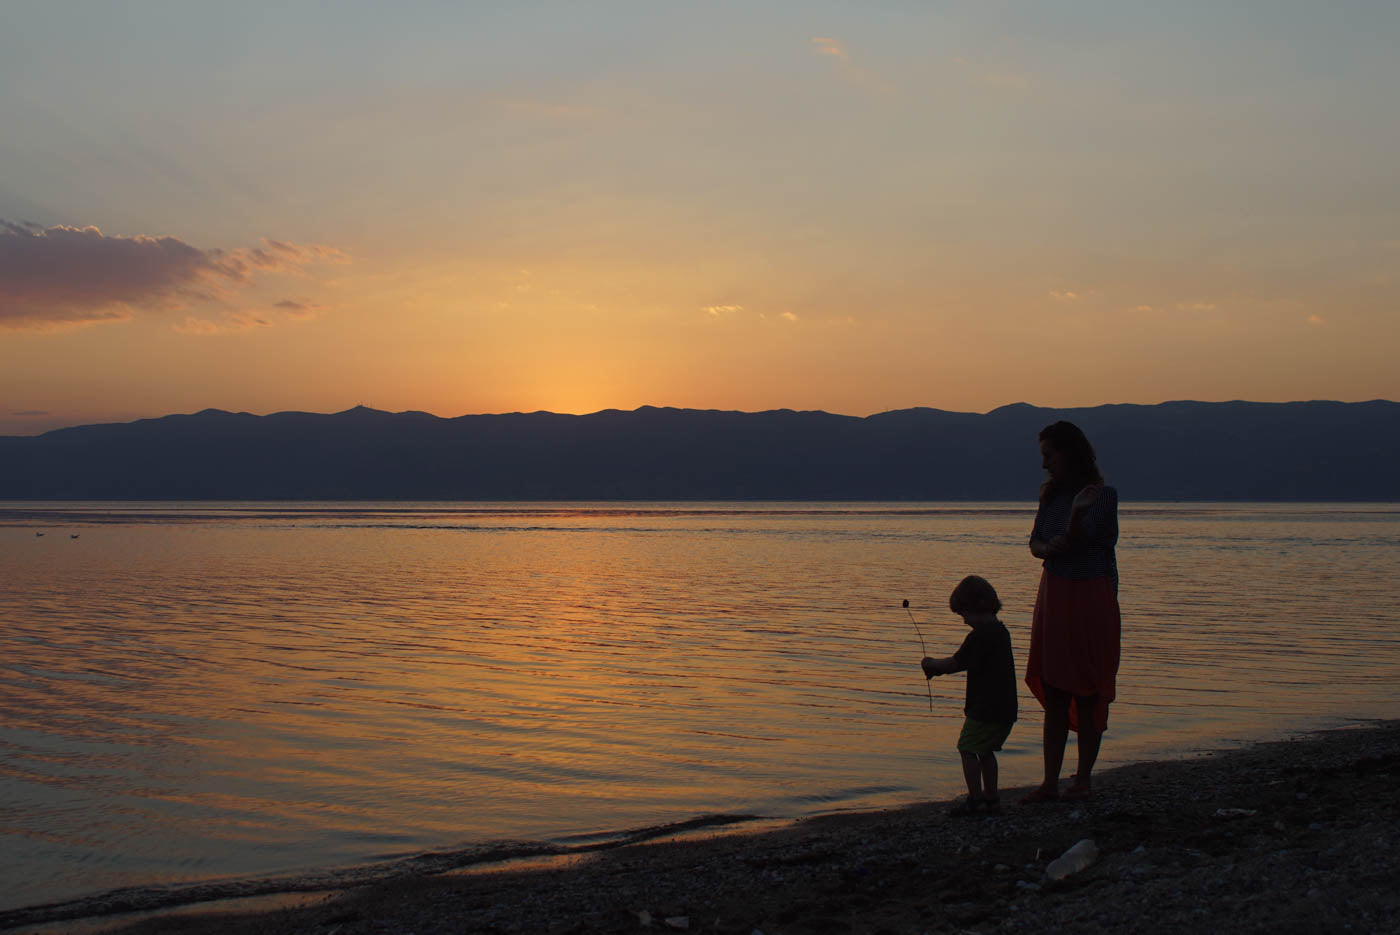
[919,420,1120,815]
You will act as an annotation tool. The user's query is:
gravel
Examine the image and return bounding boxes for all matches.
[17,720,1399,935]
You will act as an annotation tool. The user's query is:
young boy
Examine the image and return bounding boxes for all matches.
[921,575,1018,816]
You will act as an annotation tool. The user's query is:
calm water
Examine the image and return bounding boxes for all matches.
[1,501,1397,913]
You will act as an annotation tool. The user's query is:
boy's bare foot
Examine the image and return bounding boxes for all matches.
[947,795,984,817]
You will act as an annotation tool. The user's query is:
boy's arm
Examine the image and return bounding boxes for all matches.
[921,655,964,678]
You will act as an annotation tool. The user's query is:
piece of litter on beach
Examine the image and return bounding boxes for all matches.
[663,917,689,930]
[1045,839,1098,881]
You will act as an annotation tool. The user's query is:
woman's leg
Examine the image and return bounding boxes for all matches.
[1021,687,1069,803]
[1041,683,1071,788]
[1071,695,1102,789]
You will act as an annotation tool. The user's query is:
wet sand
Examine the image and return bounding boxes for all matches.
[11,720,1399,934]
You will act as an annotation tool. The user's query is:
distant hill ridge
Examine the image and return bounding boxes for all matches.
[1,400,1396,500]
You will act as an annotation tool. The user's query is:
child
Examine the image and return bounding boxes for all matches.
[921,575,1018,816]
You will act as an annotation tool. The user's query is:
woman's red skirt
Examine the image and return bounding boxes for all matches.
[1025,569,1121,733]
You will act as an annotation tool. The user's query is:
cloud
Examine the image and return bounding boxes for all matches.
[810,37,891,94]
[174,311,271,336]
[1134,305,1156,312]
[701,305,806,324]
[273,298,322,319]
[811,37,849,62]
[1307,314,1326,326]
[0,220,346,331]
[495,97,601,122]
[1049,289,1082,301]
[984,70,1031,90]
[950,57,1032,92]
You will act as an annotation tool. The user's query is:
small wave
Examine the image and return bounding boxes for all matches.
[790,784,908,805]
[0,814,770,931]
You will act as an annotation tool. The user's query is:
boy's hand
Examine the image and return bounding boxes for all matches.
[921,657,939,679]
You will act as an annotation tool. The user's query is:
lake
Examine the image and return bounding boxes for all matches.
[1,501,1397,914]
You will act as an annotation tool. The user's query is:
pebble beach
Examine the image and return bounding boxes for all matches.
[11,719,1396,935]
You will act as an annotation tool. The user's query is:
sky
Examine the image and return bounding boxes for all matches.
[1,1,1397,435]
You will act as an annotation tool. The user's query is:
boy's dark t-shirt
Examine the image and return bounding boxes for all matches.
[952,619,1018,725]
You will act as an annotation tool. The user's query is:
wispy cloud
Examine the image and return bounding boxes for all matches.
[0,220,346,332]
[1307,314,1326,326]
[810,37,891,94]
[811,37,849,62]
[984,70,1031,90]
[495,97,602,122]
[273,298,322,319]
[174,311,271,336]
[702,304,744,317]
[1049,289,1082,301]
[950,56,1031,91]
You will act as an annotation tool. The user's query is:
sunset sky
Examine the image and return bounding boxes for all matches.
[2,1,1397,435]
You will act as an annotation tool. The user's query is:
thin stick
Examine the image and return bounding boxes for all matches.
[903,599,934,711]
[904,601,928,655]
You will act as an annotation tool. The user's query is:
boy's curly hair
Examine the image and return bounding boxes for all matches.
[949,575,1002,614]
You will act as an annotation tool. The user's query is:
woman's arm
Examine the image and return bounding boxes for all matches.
[1030,481,1103,554]
[1029,500,1052,557]
[1070,485,1117,547]
[1064,484,1103,540]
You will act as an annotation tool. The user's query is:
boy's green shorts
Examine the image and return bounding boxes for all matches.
[957,717,1014,754]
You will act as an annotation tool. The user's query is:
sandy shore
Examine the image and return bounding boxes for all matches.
[13,720,1399,935]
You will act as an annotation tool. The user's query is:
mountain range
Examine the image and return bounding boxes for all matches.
[1,400,1396,501]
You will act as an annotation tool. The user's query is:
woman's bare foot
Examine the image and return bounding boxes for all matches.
[1018,784,1060,804]
[1061,780,1092,801]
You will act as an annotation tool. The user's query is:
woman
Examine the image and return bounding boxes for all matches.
[1021,420,1120,803]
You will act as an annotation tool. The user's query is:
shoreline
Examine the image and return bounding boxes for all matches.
[10,719,1397,934]
[2,814,785,932]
